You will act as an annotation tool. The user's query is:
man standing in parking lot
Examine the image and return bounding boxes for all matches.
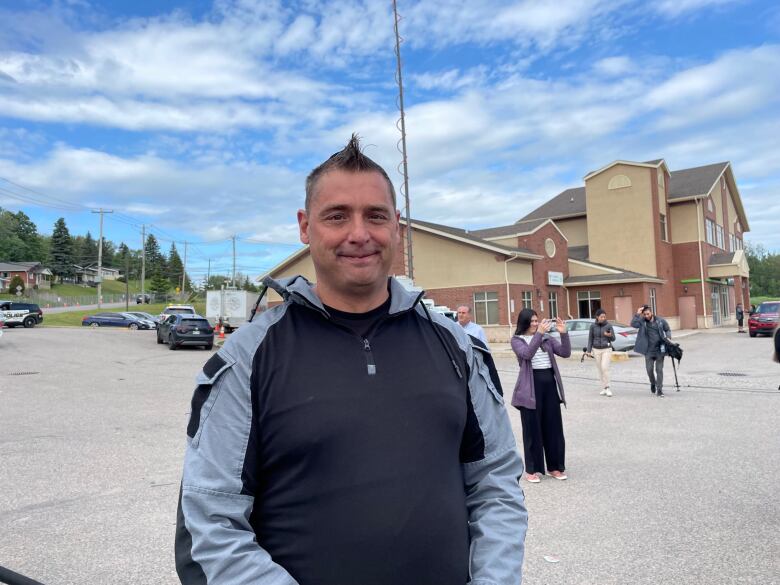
[631,305,672,397]
[457,304,488,346]
[175,135,528,585]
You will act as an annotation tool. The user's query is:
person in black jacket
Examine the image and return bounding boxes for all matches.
[586,308,616,397]
[631,305,673,397]
[175,135,528,585]
[736,303,745,333]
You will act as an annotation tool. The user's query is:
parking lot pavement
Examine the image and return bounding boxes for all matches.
[1,327,778,584]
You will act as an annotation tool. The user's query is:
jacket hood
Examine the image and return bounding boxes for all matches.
[261,274,424,315]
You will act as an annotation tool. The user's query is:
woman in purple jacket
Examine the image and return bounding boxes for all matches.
[511,308,571,483]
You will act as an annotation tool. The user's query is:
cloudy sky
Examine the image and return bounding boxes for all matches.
[1,0,779,282]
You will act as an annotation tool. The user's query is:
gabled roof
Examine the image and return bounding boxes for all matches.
[404,218,541,259]
[0,261,42,272]
[260,217,543,279]
[708,252,737,265]
[583,158,671,181]
[468,217,567,242]
[518,187,586,222]
[668,162,729,200]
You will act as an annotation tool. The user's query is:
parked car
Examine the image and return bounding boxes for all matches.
[0,315,4,337]
[126,311,159,328]
[0,301,43,328]
[157,314,214,350]
[748,301,780,337]
[158,304,197,323]
[82,312,153,330]
[547,318,638,352]
[135,293,151,304]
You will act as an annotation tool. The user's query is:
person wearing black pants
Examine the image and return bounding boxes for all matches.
[520,369,565,478]
[510,309,571,483]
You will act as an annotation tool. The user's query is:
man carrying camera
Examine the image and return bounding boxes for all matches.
[631,305,672,397]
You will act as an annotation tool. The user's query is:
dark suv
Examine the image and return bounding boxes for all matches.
[157,314,214,350]
[0,301,43,328]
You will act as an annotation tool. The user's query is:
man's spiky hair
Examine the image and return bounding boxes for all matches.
[304,133,397,211]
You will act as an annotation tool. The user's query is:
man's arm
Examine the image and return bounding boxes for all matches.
[462,346,528,585]
[175,348,298,585]
[630,313,643,328]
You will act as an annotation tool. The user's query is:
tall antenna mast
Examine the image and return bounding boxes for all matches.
[392,0,414,281]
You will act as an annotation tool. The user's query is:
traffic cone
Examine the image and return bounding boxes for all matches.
[219,324,225,339]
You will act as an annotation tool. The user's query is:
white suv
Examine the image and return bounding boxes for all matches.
[158,304,196,323]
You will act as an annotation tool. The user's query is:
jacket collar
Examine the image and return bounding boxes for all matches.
[262,274,424,316]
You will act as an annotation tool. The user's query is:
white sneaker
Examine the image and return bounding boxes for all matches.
[599,389,608,396]
[604,388,613,397]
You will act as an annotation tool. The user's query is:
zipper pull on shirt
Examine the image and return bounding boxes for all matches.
[363,338,377,376]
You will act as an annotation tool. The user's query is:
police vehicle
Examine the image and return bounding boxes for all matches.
[0,301,44,328]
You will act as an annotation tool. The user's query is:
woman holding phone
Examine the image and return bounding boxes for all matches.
[511,309,571,483]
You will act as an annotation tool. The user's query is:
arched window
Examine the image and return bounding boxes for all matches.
[608,174,632,190]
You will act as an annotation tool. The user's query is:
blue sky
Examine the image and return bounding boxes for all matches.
[1,0,779,283]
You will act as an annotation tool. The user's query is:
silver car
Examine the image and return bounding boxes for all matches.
[548,319,638,352]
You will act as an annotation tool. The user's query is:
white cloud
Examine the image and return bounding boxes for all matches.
[592,56,635,77]
[655,0,743,18]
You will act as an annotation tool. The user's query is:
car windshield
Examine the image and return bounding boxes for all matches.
[758,302,780,313]
[165,308,195,314]
[182,319,210,328]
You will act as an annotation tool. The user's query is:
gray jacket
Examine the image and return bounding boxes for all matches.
[176,275,528,585]
[630,314,671,355]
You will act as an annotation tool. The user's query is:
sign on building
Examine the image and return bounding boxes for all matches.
[548,271,564,286]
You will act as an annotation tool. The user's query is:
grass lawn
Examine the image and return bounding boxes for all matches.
[42,301,207,327]
[750,296,780,306]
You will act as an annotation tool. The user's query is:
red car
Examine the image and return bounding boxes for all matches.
[748,301,780,337]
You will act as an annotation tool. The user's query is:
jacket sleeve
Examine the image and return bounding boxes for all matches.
[510,332,544,360]
[549,331,572,358]
[586,325,594,353]
[631,314,643,328]
[463,345,528,585]
[175,348,298,585]
[663,319,672,339]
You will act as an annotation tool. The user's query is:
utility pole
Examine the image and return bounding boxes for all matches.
[181,241,188,296]
[140,224,146,301]
[393,0,414,281]
[232,235,236,288]
[124,253,130,310]
[92,208,113,309]
[206,258,211,289]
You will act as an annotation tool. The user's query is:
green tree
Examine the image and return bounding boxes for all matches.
[168,243,184,287]
[49,218,75,282]
[0,208,26,261]
[144,234,166,276]
[149,268,170,297]
[8,274,25,295]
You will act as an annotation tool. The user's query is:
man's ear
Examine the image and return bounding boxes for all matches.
[297,209,310,245]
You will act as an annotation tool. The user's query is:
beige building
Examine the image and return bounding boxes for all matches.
[262,158,751,340]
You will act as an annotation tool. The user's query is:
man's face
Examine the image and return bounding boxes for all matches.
[457,306,471,326]
[642,309,653,321]
[298,169,400,298]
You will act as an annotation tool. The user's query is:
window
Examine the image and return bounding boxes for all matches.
[473,291,499,325]
[608,174,632,189]
[521,291,533,309]
[705,219,716,246]
[544,238,556,258]
[720,286,729,319]
[577,291,601,319]
[660,214,668,242]
[650,288,657,315]
[736,237,743,250]
[548,292,558,319]
[716,225,724,249]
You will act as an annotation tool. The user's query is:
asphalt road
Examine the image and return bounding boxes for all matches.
[0,327,778,584]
